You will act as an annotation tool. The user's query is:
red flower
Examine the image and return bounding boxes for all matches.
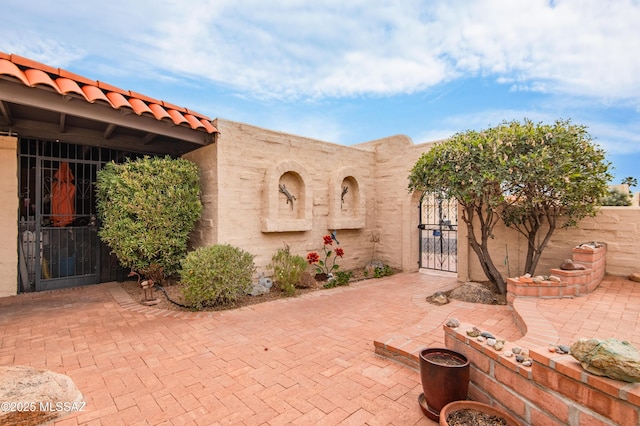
[306,252,320,264]
[323,235,333,245]
[335,248,344,258]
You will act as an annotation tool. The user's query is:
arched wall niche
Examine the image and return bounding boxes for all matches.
[328,167,365,229]
[261,160,313,232]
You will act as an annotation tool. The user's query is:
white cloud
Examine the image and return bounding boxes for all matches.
[2,0,640,103]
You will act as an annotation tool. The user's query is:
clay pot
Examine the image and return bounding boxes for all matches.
[439,400,521,426]
[418,348,470,421]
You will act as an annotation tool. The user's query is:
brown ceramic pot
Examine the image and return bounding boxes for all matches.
[439,400,521,426]
[418,348,470,421]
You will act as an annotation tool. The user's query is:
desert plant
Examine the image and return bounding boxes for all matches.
[96,156,202,281]
[180,244,255,310]
[333,270,352,286]
[270,244,307,296]
[374,265,394,278]
[600,188,632,206]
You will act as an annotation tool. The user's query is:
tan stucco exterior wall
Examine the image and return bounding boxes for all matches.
[0,136,18,296]
[184,119,434,276]
[463,207,640,282]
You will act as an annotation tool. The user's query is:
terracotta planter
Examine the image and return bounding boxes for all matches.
[439,400,521,426]
[418,348,470,421]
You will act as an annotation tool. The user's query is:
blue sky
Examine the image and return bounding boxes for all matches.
[2,0,639,186]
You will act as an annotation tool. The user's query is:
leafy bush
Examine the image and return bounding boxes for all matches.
[600,188,632,206]
[180,244,255,310]
[96,156,202,280]
[324,270,352,288]
[270,245,307,296]
[374,265,394,278]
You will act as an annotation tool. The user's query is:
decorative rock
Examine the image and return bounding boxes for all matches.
[449,282,496,304]
[494,340,505,351]
[560,258,586,271]
[549,275,562,283]
[557,345,571,354]
[477,336,485,343]
[432,292,450,305]
[466,327,482,337]
[533,275,545,284]
[480,331,494,339]
[512,347,522,355]
[249,274,273,296]
[516,355,525,363]
[549,346,556,353]
[298,272,317,288]
[486,338,497,347]
[571,338,640,382]
[629,273,640,283]
[445,318,460,328]
[503,351,513,358]
[522,359,533,367]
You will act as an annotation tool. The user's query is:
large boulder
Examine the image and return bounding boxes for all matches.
[571,338,640,382]
[449,282,496,304]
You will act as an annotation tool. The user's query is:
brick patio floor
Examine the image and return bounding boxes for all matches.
[0,271,637,425]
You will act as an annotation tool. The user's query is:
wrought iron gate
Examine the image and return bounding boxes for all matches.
[18,139,137,292]
[418,192,458,272]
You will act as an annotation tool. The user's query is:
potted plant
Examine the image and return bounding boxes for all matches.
[439,400,521,426]
[418,348,470,421]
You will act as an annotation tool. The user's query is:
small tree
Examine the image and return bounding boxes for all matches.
[499,119,611,275]
[409,119,611,295]
[96,156,202,281]
[409,127,508,293]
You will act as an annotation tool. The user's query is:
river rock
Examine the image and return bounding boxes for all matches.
[431,292,449,305]
[629,273,640,283]
[571,338,640,382]
[445,318,460,328]
[560,259,586,271]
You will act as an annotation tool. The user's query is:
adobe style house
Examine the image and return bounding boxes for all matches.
[0,52,440,297]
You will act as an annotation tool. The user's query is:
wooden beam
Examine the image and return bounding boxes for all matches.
[104,123,116,139]
[3,117,198,156]
[142,133,157,145]
[0,100,13,125]
[59,112,66,133]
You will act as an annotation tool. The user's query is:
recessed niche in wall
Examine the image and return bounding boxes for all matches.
[262,160,313,232]
[328,168,365,229]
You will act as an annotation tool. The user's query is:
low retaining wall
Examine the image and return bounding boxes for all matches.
[507,244,606,303]
[445,323,640,426]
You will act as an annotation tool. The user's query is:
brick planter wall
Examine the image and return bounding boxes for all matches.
[507,244,607,303]
[444,323,640,426]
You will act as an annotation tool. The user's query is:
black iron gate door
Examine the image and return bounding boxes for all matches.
[419,193,458,272]
[18,139,136,293]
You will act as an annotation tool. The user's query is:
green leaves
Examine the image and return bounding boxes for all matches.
[96,156,203,278]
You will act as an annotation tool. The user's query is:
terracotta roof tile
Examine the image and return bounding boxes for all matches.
[24,69,62,93]
[55,78,86,97]
[0,51,218,135]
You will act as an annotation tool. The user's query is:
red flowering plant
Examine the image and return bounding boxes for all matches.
[307,234,344,277]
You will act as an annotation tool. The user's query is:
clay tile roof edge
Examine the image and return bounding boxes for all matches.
[0,59,30,86]
[24,69,62,94]
[58,69,97,86]
[97,80,128,96]
[10,54,59,75]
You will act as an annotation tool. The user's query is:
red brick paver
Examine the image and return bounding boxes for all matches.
[1,273,446,425]
[2,272,634,425]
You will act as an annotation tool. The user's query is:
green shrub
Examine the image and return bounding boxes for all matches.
[270,245,307,296]
[374,265,394,278]
[96,156,202,280]
[600,188,632,206]
[324,270,352,288]
[180,244,255,310]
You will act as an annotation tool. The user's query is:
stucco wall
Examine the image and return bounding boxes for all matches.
[463,207,640,282]
[184,119,434,276]
[0,136,18,297]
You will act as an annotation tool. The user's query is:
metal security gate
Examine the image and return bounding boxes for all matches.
[18,139,139,292]
[418,192,458,272]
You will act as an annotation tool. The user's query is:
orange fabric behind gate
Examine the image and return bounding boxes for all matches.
[51,162,75,227]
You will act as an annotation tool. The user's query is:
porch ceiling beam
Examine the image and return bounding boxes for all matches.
[104,123,116,139]
[59,112,66,133]
[5,117,195,156]
[0,100,12,125]
[142,133,157,145]
[0,79,212,146]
